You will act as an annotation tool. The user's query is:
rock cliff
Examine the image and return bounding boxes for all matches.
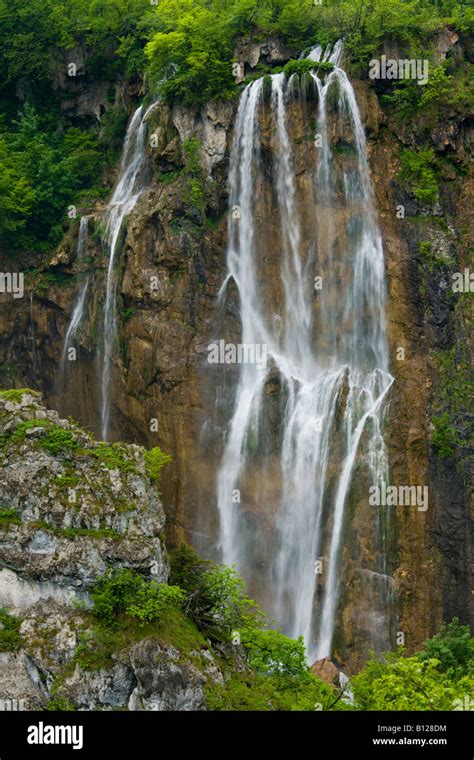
[0,391,232,710]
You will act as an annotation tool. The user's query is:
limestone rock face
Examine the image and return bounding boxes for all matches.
[0,391,168,613]
[233,36,296,71]
[0,393,228,710]
[0,599,226,711]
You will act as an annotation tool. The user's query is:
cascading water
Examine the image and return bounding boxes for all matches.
[217,44,394,662]
[99,105,149,440]
[60,216,90,387]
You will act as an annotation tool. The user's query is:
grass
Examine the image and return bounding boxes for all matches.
[91,442,138,474]
[53,473,80,490]
[29,521,122,542]
[0,508,21,527]
[0,419,78,456]
[0,388,38,402]
[74,608,207,671]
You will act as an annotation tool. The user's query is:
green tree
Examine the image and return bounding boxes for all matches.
[145,0,235,105]
[420,619,474,679]
[0,136,34,236]
[352,649,470,710]
[241,627,311,692]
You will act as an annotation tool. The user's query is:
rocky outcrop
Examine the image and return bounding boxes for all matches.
[0,598,227,710]
[0,390,168,613]
[0,392,230,710]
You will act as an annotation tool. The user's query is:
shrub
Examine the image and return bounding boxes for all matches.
[399,149,439,205]
[144,447,172,484]
[432,412,459,458]
[283,59,334,77]
[126,583,185,624]
[241,628,311,693]
[420,618,474,680]
[187,563,262,639]
[351,649,466,710]
[89,568,184,627]
[0,608,23,652]
[205,669,338,711]
[170,545,262,638]
[92,442,138,473]
[169,544,212,592]
[38,425,78,456]
[1,419,77,455]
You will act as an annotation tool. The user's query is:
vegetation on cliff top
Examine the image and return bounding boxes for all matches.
[0,0,471,252]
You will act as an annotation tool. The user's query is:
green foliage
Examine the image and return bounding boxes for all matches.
[382,60,472,121]
[420,618,474,680]
[0,608,23,652]
[399,149,439,205]
[181,137,207,210]
[0,388,37,402]
[53,473,80,490]
[46,695,76,711]
[170,545,262,640]
[58,526,121,540]
[419,64,454,108]
[352,621,474,710]
[432,412,460,458]
[169,543,212,591]
[144,446,172,484]
[89,568,184,627]
[145,0,235,106]
[241,628,311,692]
[418,239,452,273]
[313,0,448,68]
[430,345,473,467]
[38,425,78,455]
[352,648,467,710]
[205,669,339,711]
[74,605,207,671]
[92,442,138,474]
[89,568,141,626]
[0,136,35,236]
[0,104,102,250]
[0,0,73,85]
[100,102,130,164]
[197,564,260,636]
[283,59,334,77]
[122,306,135,322]
[126,583,185,624]
[0,418,78,455]
[0,508,21,527]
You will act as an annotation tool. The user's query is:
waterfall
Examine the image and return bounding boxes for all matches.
[217,45,394,662]
[60,216,89,385]
[100,106,148,440]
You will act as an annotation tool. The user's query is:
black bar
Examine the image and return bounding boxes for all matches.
[0,711,471,758]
